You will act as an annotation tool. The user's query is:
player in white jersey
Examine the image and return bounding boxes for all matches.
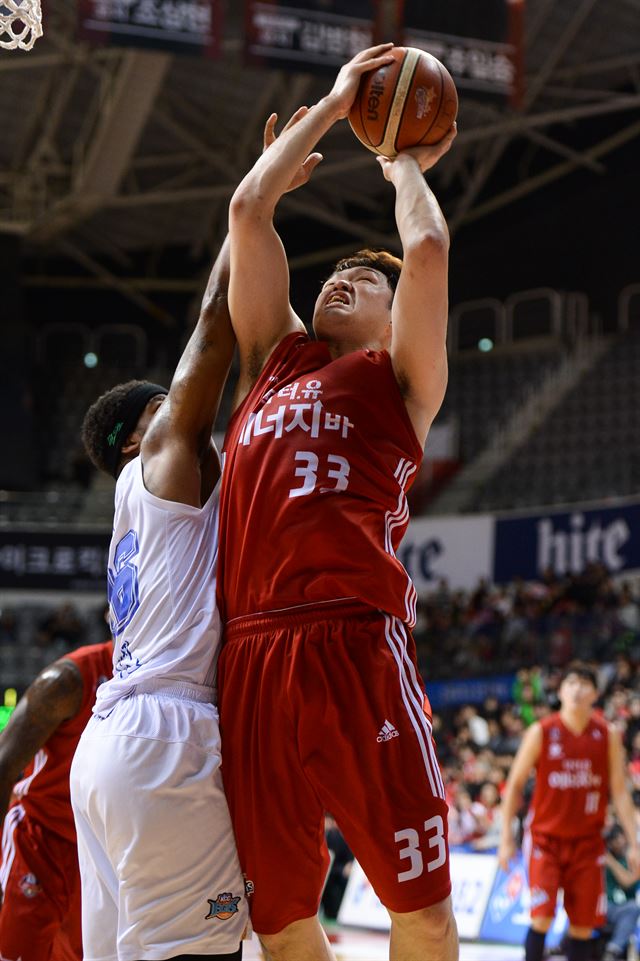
[69,235,248,961]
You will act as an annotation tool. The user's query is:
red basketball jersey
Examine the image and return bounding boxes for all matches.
[529,711,609,839]
[12,642,113,842]
[218,333,423,625]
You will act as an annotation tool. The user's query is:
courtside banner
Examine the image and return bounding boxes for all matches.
[78,0,222,55]
[244,0,377,72]
[337,860,390,931]
[480,852,568,947]
[426,674,515,710]
[493,500,640,583]
[450,851,497,939]
[400,515,494,592]
[338,852,496,939]
[0,530,109,591]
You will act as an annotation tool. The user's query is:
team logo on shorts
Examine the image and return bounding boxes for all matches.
[205,892,241,920]
[377,720,399,742]
[244,877,255,896]
[19,872,42,898]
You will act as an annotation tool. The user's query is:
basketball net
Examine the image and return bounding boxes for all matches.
[0,0,43,51]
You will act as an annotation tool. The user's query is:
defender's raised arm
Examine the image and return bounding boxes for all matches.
[141,236,235,506]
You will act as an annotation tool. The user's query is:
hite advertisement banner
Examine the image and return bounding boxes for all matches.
[78,0,222,55]
[0,530,110,592]
[493,501,640,584]
[244,0,378,72]
[400,514,494,593]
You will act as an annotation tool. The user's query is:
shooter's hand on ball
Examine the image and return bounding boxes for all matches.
[263,108,323,192]
[376,122,457,181]
[327,43,396,119]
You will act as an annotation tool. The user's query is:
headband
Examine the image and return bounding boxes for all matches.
[103,382,168,478]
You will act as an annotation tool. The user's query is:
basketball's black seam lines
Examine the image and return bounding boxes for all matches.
[394,55,420,155]
[420,60,446,143]
[357,82,376,149]
[377,54,405,150]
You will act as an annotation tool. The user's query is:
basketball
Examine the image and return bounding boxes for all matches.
[348,46,458,158]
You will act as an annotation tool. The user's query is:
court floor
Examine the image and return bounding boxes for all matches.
[244,928,523,959]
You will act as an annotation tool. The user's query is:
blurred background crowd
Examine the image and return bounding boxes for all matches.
[4,564,640,929]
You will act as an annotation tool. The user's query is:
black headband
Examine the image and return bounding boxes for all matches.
[103,382,168,479]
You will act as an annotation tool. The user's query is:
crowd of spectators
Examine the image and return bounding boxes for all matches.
[427,563,640,850]
[414,563,640,679]
[3,566,640,874]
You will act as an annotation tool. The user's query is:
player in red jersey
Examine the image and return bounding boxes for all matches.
[498,663,640,961]
[0,640,113,961]
[217,44,458,961]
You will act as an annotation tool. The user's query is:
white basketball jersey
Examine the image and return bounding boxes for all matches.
[95,456,221,715]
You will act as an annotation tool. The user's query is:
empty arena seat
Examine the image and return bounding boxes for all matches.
[471,327,640,511]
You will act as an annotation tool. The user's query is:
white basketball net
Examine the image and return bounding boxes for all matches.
[0,0,43,51]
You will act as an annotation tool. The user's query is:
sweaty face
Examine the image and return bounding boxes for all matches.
[312,266,393,350]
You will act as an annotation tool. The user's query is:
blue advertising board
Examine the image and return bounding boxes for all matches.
[480,853,568,948]
[493,501,640,583]
[425,673,515,710]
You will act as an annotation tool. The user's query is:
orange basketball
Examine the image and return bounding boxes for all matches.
[348,46,458,158]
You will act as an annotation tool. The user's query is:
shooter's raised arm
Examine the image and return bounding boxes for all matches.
[377,127,456,446]
[228,44,397,399]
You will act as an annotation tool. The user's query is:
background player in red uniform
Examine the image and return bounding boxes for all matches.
[0,640,113,961]
[498,662,640,961]
[218,44,458,961]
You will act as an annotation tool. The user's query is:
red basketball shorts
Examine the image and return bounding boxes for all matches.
[526,830,606,928]
[218,602,451,935]
[0,804,82,961]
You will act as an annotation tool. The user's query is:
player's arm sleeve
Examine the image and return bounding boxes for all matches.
[0,658,83,824]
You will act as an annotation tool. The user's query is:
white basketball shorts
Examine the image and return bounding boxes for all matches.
[70,681,248,961]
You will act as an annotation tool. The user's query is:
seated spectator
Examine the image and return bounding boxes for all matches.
[470,782,503,851]
[617,583,640,634]
[601,824,640,961]
[447,788,479,846]
[456,705,490,747]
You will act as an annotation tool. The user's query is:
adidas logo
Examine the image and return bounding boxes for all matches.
[377,720,399,743]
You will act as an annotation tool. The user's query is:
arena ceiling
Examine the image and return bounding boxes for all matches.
[1,0,640,321]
